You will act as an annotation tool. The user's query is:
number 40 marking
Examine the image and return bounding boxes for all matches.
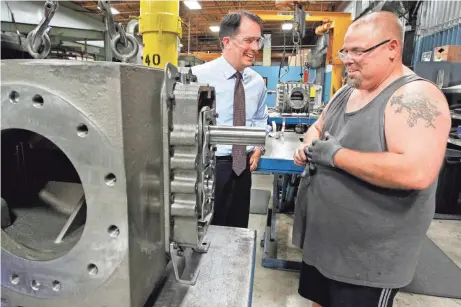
[145,54,161,66]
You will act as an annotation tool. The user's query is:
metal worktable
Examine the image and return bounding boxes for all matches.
[257,132,305,175]
[256,132,304,271]
[151,226,256,307]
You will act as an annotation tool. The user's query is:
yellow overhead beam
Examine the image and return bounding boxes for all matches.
[251,10,351,22]
[254,10,352,99]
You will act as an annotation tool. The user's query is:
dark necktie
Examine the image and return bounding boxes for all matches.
[232,72,246,176]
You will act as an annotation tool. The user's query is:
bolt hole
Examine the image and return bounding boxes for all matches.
[52,280,62,292]
[87,263,99,276]
[77,124,88,137]
[9,91,19,103]
[202,242,207,246]
[108,225,120,238]
[9,274,20,285]
[32,94,44,108]
[105,173,116,186]
[30,279,40,291]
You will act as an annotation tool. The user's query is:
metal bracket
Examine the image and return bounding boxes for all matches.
[170,241,209,286]
[164,63,179,102]
[194,239,211,253]
[161,63,179,254]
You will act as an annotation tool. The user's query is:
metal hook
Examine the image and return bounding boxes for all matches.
[26,0,58,58]
[99,0,117,38]
[115,23,128,47]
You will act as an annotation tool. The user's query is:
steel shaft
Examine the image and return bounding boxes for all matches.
[208,126,266,146]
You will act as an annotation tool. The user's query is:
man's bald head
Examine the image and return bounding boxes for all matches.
[342,11,405,90]
[350,11,404,43]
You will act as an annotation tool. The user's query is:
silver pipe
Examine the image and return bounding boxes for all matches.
[208,126,266,146]
[126,19,139,36]
[171,127,196,146]
[171,179,196,194]
[171,154,196,170]
[171,194,196,217]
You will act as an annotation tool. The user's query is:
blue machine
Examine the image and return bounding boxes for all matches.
[267,113,318,127]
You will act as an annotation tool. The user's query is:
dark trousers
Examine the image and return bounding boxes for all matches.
[212,156,252,228]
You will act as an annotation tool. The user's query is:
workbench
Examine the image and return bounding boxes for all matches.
[256,132,304,271]
[151,226,256,307]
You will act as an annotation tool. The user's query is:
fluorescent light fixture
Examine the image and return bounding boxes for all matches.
[184,0,201,10]
[209,26,220,33]
[97,6,120,15]
[282,23,293,31]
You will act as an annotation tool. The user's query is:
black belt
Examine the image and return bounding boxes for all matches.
[216,152,252,161]
[216,155,233,161]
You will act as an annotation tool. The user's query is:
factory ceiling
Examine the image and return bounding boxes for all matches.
[71,1,343,53]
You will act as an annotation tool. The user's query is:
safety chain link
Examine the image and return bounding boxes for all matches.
[292,31,303,69]
[99,0,139,62]
[26,0,59,59]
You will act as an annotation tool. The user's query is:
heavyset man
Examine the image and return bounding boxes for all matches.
[293,11,451,307]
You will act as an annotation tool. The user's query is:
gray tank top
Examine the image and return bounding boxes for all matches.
[300,74,438,288]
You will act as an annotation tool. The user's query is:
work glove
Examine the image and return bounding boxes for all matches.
[306,132,343,168]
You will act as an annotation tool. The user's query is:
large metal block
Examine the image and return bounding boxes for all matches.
[1,60,167,307]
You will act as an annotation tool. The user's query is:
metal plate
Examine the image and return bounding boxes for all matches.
[1,84,127,299]
[152,226,256,307]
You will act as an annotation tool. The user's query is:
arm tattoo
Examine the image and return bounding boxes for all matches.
[390,93,441,128]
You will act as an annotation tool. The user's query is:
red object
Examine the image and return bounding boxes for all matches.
[303,69,309,83]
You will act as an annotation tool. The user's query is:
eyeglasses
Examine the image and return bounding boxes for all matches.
[231,35,265,50]
[338,39,391,61]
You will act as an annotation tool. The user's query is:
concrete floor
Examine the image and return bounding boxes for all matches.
[248,174,461,307]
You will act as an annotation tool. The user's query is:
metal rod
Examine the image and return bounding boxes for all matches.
[54,196,85,244]
[208,126,266,146]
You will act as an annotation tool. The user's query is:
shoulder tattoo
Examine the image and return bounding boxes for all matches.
[390,93,441,128]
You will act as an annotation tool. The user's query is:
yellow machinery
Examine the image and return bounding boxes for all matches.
[139,0,182,67]
[252,10,352,98]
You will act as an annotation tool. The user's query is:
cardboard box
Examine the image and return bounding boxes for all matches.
[433,45,461,63]
[287,49,312,66]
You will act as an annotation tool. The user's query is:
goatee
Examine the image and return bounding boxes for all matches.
[346,76,361,88]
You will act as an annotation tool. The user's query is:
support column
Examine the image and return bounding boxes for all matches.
[139,0,182,68]
[104,30,112,61]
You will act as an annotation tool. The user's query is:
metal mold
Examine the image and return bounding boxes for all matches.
[1,60,266,306]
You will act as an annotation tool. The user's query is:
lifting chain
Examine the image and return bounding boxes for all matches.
[26,0,59,59]
[279,4,305,82]
[99,0,139,62]
[292,31,303,70]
